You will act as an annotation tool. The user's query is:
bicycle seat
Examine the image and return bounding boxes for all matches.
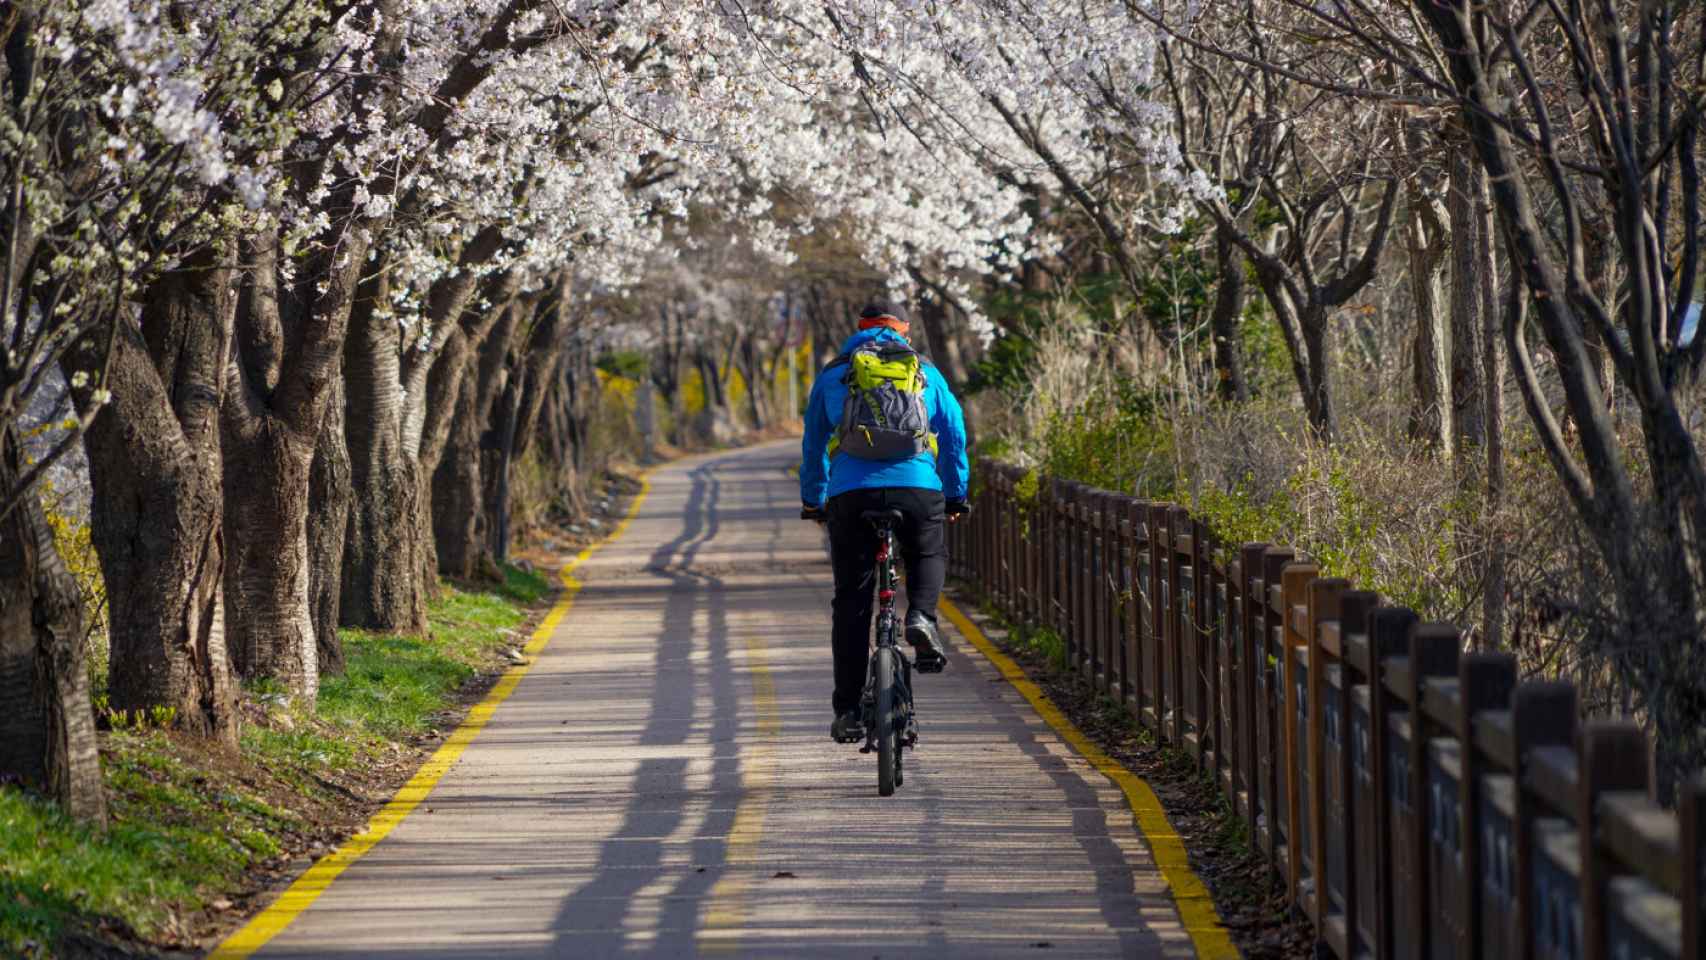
[861,508,905,528]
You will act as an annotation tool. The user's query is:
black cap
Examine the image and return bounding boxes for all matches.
[859,300,908,324]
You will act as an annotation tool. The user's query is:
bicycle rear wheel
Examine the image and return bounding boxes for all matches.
[874,647,898,797]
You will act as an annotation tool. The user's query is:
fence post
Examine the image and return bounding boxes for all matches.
[1153,505,1173,741]
[1510,681,1576,960]
[1458,652,1518,957]
[1682,773,1705,959]
[1023,472,1038,626]
[1116,497,1134,706]
[1261,547,1295,870]
[1166,506,1189,748]
[1071,483,1088,676]
[1281,561,1320,906]
[1127,499,1147,722]
[1037,477,1050,637]
[1092,491,1109,690]
[1240,542,1268,846]
[1369,606,1417,960]
[1201,520,1221,783]
[1006,467,1020,618]
[1337,589,1380,957]
[1106,494,1121,699]
[1054,481,1065,649]
[1307,576,1349,925]
[1579,722,1650,960]
[1403,622,1460,960]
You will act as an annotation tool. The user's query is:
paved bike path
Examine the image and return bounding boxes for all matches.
[250,442,1198,958]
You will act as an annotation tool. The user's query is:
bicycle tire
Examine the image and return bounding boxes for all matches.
[875,648,898,797]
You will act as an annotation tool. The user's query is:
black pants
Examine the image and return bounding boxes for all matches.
[826,487,947,714]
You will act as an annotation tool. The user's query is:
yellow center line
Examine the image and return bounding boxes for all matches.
[938,596,1240,960]
[209,472,654,960]
[697,630,780,954]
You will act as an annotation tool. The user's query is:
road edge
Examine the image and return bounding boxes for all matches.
[206,471,655,959]
[938,595,1240,960]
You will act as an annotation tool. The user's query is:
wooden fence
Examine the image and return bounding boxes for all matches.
[945,459,1704,960]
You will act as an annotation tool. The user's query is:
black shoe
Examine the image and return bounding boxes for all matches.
[830,709,865,743]
[906,612,947,673]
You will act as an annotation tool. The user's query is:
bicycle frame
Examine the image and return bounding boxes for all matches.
[863,519,916,755]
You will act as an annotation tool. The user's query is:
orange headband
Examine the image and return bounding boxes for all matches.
[858,315,910,333]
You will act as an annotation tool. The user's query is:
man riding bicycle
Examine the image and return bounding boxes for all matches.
[800,301,970,744]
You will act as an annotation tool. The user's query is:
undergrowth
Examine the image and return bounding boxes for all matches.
[0,565,550,957]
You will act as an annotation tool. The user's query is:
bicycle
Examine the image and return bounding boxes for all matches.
[803,505,917,796]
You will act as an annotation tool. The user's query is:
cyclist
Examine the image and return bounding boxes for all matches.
[800,300,970,744]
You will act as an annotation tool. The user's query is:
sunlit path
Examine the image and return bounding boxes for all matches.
[250,442,1198,959]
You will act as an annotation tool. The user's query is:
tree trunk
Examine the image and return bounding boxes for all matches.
[434,362,490,581]
[223,217,367,705]
[486,289,570,559]
[484,373,520,564]
[1407,194,1452,452]
[309,379,351,675]
[1481,212,1507,648]
[916,291,970,389]
[1300,309,1336,440]
[1210,226,1251,403]
[434,302,519,579]
[77,266,239,745]
[340,264,430,633]
[0,426,106,824]
[738,331,769,430]
[1449,144,1488,451]
[225,427,318,702]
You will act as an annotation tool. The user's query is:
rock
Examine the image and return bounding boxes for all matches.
[516,558,534,574]
[210,898,234,912]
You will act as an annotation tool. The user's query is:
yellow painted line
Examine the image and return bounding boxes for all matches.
[939,596,1240,960]
[697,628,781,954]
[210,472,654,960]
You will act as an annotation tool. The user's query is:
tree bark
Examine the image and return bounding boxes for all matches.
[224,216,369,705]
[1406,190,1451,451]
[309,378,350,676]
[1448,143,1487,451]
[1210,226,1251,403]
[0,425,105,824]
[340,261,430,633]
[484,286,570,560]
[1300,308,1336,438]
[1481,213,1507,648]
[224,427,318,700]
[433,362,490,581]
[78,265,239,745]
[433,301,519,579]
[738,329,770,430]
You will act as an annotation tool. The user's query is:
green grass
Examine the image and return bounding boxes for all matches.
[1,730,298,954]
[0,564,552,957]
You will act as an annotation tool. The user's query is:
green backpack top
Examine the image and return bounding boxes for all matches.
[826,341,940,461]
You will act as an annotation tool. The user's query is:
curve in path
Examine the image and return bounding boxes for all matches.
[237,442,1203,959]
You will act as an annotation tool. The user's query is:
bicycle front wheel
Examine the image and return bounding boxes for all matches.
[874,647,898,797]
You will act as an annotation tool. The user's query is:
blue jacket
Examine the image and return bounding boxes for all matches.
[800,327,970,505]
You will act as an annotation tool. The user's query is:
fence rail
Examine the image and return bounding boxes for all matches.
[945,460,1705,960]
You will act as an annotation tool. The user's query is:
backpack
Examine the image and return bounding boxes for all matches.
[826,340,939,461]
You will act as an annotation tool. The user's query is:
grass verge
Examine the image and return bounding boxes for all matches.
[0,565,552,958]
